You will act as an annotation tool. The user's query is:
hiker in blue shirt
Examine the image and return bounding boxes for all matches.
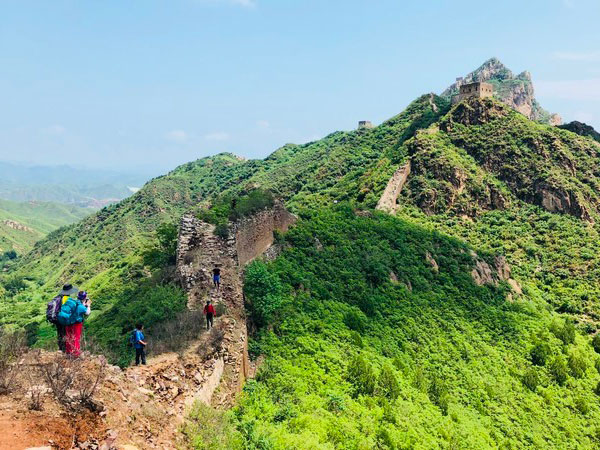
[133,323,147,366]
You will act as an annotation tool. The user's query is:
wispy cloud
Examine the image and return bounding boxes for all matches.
[256,120,270,129]
[204,131,230,141]
[231,0,256,6]
[197,0,256,8]
[165,129,188,143]
[562,0,575,7]
[536,79,600,101]
[42,124,66,135]
[552,51,600,62]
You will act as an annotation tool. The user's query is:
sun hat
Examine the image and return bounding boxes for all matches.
[58,283,79,296]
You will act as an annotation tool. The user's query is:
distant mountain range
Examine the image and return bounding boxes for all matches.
[0,162,154,208]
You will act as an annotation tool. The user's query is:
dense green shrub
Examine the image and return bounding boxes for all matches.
[522,367,540,391]
[229,189,274,221]
[343,309,367,332]
[214,223,229,240]
[592,334,600,354]
[549,355,569,386]
[552,319,576,345]
[243,261,282,328]
[568,351,588,378]
[347,354,376,397]
[377,363,400,400]
[141,222,178,269]
[428,375,450,415]
[530,341,552,366]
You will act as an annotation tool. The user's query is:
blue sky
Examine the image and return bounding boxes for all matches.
[0,0,598,173]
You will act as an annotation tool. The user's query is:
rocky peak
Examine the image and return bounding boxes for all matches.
[442,58,561,126]
[558,121,600,143]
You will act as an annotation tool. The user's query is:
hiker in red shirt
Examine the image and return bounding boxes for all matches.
[203,300,216,330]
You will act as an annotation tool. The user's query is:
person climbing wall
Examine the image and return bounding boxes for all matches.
[204,300,216,330]
[213,267,221,291]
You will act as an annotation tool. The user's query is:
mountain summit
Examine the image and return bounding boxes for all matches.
[441,57,561,125]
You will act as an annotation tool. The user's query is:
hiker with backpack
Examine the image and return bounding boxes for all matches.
[203,299,216,330]
[47,283,79,352]
[57,290,91,358]
[213,267,221,291]
[131,323,147,365]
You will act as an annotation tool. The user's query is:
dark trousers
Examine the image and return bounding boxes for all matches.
[56,324,66,352]
[135,347,146,365]
[206,313,214,330]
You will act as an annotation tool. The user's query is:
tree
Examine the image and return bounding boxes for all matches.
[347,354,375,397]
[530,342,552,366]
[244,261,282,328]
[377,363,400,400]
[592,334,600,354]
[522,367,540,391]
[142,223,178,269]
[568,351,588,378]
[549,355,568,386]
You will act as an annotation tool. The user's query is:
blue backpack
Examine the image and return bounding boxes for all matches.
[57,298,79,326]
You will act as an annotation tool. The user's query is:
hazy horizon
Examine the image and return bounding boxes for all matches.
[1,0,598,172]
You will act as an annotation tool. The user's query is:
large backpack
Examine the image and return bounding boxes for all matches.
[129,330,137,347]
[57,298,78,326]
[46,295,63,324]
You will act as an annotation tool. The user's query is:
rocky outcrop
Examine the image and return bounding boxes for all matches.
[2,219,34,233]
[442,58,561,125]
[376,162,411,213]
[558,121,600,143]
[470,252,521,294]
[534,183,593,223]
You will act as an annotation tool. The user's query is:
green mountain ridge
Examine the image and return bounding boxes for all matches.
[0,199,91,254]
[3,62,600,447]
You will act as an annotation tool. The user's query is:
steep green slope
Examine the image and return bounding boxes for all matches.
[217,207,600,449]
[0,199,90,253]
[396,97,600,320]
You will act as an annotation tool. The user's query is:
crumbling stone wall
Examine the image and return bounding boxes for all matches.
[174,202,296,405]
[233,201,296,266]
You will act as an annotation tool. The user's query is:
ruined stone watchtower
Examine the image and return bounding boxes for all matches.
[358,120,374,130]
[452,81,494,104]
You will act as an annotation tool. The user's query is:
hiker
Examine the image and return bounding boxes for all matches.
[58,290,91,358]
[204,300,216,330]
[47,283,79,352]
[132,323,147,366]
[213,267,221,291]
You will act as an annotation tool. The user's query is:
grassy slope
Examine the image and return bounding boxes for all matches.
[230,207,600,449]
[0,199,90,253]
